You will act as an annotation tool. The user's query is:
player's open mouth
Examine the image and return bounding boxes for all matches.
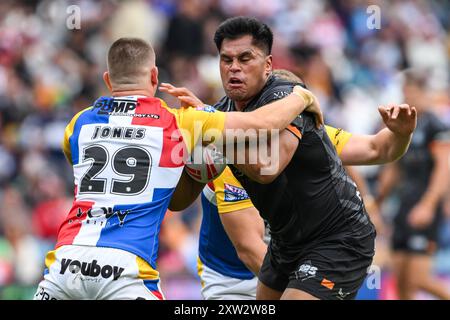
[228,77,244,88]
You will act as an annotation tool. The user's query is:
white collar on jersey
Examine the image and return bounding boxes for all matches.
[113,95,149,100]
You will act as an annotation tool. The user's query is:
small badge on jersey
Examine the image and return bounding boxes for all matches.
[224,183,250,202]
[196,105,216,113]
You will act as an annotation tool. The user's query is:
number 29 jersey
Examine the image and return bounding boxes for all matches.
[56,96,225,272]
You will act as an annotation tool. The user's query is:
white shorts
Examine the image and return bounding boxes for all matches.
[199,263,257,300]
[34,245,164,300]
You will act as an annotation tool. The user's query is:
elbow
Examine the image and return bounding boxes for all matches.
[251,174,277,184]
[168,204,182,212]
[238,164,277,184]
[247,164,279,184]
[245,166,277,184]
[168,200,189,212]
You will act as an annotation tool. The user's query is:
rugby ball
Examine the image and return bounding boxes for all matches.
[185,144,227,183]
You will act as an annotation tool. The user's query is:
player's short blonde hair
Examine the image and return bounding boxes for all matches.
[107,37,155,86]
[273,69,304,84]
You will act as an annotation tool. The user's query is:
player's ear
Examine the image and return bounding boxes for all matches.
[150,66,159,90]
[103,72,113,92]
[265,55,273,77]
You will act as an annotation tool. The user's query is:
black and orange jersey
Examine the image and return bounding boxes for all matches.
[214,75,375,266]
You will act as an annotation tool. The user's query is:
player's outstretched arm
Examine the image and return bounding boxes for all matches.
[340,104,417,165]
[159,82,324,132]
[224,85,323,132]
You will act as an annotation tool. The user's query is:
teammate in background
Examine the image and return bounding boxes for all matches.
[377,70,450,300]
[33,37,322,300]
[163,17,417,300]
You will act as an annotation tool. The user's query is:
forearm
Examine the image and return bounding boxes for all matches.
[236,242,267,275]
[375,128,412,163]
[221,207,267,275]
[224,93,306,132]
[252,93,306,131]
[169,171,205,211]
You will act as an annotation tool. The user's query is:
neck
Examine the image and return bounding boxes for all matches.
[234,100,249,111]
[111,88,153,97]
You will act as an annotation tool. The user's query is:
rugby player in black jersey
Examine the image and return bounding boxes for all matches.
[164,17,417,300]
[377,70,450,300]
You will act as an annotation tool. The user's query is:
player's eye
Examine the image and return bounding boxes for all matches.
[239,56,252,62]
[221,56,232,63]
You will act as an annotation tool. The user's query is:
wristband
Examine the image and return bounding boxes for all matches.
[292,87,314,107]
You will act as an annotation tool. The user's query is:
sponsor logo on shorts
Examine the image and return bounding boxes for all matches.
[295,261,318,281]
[224,183,250,202]
[60,258,124,281]
[320,278,335,290]
[335,288,350,300]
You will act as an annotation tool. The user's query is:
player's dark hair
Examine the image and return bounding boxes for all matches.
[214,17,273,55]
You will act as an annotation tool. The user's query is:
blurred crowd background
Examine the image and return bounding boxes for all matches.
[0,0,449,299]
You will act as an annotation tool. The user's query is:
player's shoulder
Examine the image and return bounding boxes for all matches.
[422,111,450,138]
[260,75,296,101]
[247,75,297,111]
[66,105,94,128]
[324,125,351,138]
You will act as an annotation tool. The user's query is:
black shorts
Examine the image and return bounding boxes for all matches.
[258,230,375,300]
[392,203,443,255]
